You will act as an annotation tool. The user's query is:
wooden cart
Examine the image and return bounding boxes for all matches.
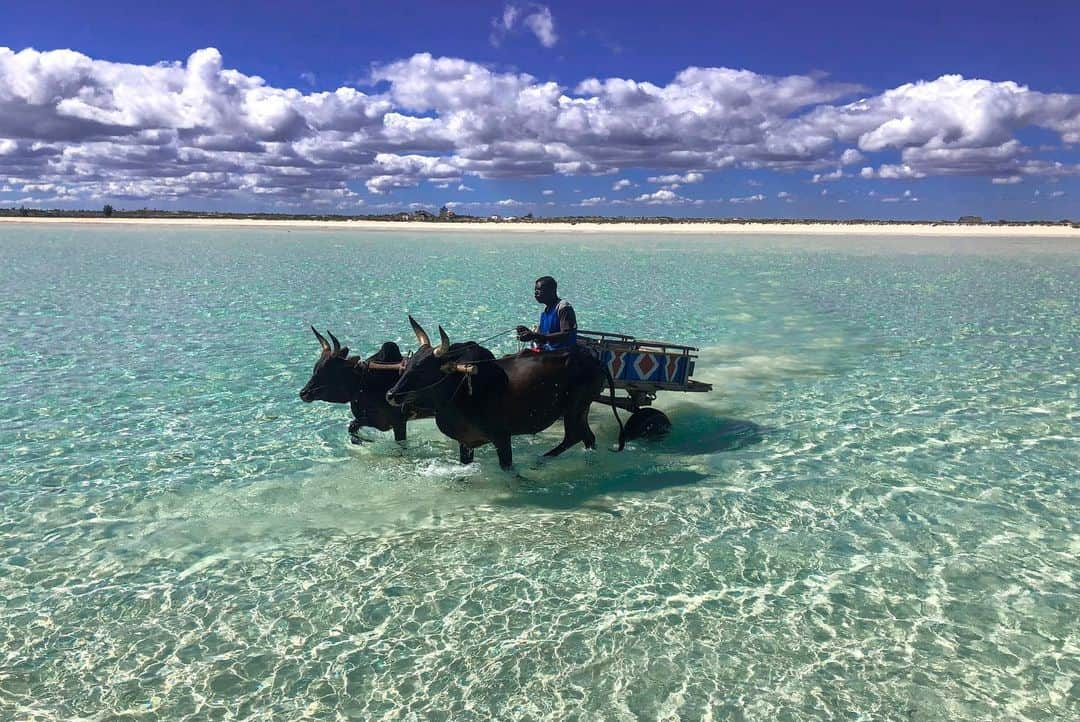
[577,330,712,437]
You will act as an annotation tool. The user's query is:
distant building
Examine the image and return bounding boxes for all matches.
[958,215,983,224]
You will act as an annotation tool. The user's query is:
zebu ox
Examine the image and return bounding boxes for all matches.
[386,317,624,469]
[298,327,419,441]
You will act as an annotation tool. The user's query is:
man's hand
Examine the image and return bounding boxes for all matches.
[515,325,536,342]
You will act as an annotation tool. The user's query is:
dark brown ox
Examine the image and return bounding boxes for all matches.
[298,327,420,441]
[386,317,624,469]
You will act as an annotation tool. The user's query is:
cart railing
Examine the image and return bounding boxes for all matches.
[577,329,700,354]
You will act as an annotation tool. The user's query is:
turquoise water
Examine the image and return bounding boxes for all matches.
[1,225,1077,721]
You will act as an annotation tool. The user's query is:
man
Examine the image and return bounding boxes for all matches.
[516,276,578,352]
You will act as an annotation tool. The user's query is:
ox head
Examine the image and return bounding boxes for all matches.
[386,316,473,407]
[299,326,360,403]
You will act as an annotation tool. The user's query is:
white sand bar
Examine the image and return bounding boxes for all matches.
[1,216,1077,237]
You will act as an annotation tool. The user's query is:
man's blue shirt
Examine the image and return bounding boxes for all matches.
[538,299,577,351]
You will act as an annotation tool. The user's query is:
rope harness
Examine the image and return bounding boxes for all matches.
[392,369,470,406]
[384,340,494,402]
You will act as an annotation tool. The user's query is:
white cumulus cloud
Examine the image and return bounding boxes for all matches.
[491,4,558,48]
[2,46,1079,209]
[730,193,765,203]
[840,148,864,165]
[524,7,558,47]
[647,172,704,185]
[633,188,687,204]
[812,169,844,183]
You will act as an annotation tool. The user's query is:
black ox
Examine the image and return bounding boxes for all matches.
[298,327,420,441]
[386,317,624,469]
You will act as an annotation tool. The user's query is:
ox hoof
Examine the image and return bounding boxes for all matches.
[624,409,671,441]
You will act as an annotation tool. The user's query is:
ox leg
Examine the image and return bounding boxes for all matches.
[585,381,605,449]
[348,421,364,445]
[544,422,582,458]
[577,400,597,450]
[581,417,597,450]
[459,444,474,465]
[493,435,513,470]
[545,402,593,457]
[393,419,407,442]
[348,401,364,440]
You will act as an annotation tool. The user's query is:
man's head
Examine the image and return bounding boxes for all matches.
[534,276,558,305]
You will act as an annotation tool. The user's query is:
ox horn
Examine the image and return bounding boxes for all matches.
[311,325,331,355]
[434,326,451,357]
[327,330,342,355]
[409,315,431,347]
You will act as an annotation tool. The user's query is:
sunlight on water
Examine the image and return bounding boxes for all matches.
[1,226,1077,720]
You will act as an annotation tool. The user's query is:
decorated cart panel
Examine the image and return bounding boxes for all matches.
[576,330,712,409]
[598,347,692,385]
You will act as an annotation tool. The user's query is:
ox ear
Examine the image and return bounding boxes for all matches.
[409,315,431,347]
[311,326,331,355]
[434,326,451,357]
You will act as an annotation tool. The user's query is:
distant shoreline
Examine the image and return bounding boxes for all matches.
[2,216,1078,237]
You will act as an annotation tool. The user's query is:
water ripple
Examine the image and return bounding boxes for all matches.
[1,227,1077,720]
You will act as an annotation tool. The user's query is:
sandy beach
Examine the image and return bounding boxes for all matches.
[1,216,1078,237]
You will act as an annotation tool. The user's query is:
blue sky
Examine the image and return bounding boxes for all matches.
[2,0,1078,218]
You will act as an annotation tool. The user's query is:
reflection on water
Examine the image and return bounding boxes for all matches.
[1,226,1077,720]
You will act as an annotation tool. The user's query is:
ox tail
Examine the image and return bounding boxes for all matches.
[601,364,625,451]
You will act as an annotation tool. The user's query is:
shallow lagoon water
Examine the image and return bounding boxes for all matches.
[1,225,1077,720]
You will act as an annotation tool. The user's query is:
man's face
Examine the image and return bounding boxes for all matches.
[534,280,555,304]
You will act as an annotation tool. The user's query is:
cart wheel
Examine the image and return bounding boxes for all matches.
[624,408,671,441]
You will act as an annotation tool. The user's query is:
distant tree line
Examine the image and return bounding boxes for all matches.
[1,206,1076,228]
